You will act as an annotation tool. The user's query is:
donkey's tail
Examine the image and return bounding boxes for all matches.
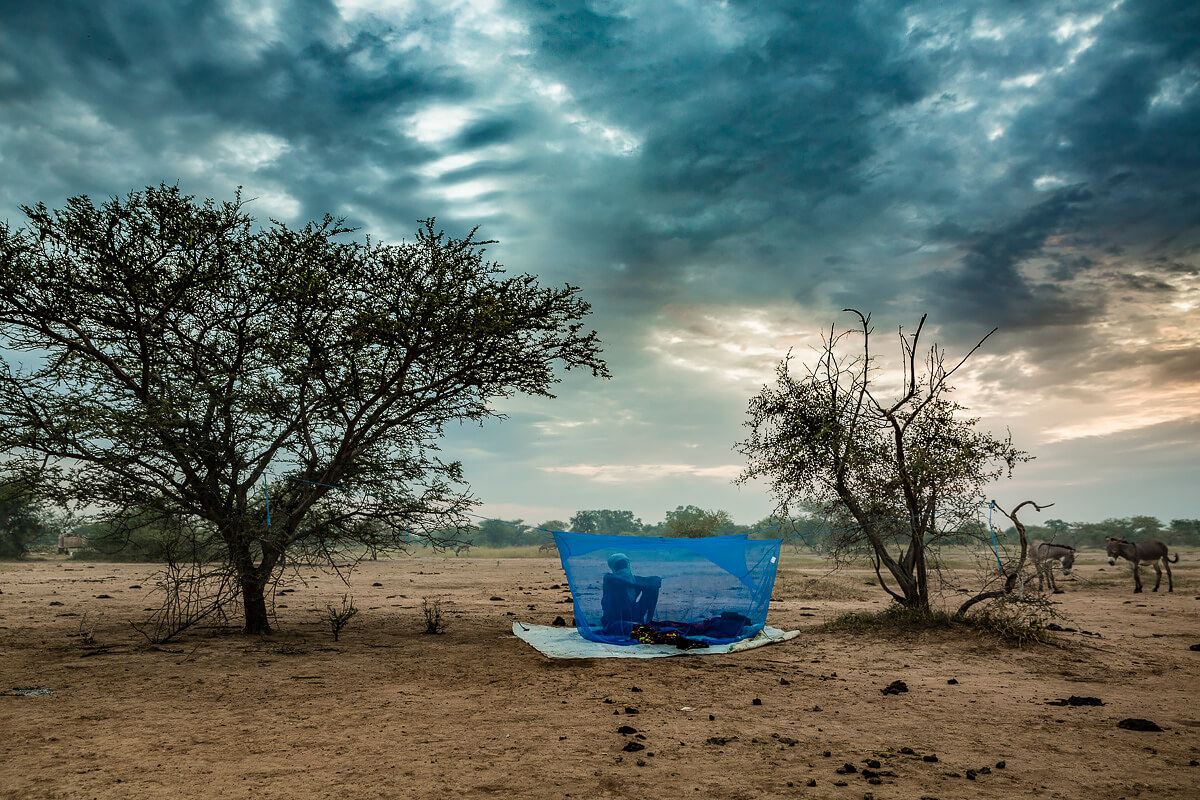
[1169,552,1180,564]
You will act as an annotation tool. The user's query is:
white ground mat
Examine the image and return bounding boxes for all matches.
[512,622,800,659]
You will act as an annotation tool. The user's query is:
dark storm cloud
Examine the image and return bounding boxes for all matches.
[509,1,937,298]
[0,0,465,228]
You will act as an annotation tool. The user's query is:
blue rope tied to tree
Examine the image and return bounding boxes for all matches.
[988,500,1003,571]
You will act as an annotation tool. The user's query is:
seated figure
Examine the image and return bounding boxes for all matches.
[600,553,661,637]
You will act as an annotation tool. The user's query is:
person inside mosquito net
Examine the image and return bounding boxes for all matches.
[600,552,661,636]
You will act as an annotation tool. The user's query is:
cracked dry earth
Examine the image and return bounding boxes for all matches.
[2,554,1198,799]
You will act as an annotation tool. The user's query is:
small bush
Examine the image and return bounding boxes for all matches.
[325,595,358,642]
[421,596,447,634]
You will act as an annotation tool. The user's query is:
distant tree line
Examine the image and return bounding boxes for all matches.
[999,515,1199,549]
[3,491,1196,559]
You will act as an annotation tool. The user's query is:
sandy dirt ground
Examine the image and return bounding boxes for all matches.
[2,552,1198,800]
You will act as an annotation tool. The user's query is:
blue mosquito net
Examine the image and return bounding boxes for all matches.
[553,532,782,647]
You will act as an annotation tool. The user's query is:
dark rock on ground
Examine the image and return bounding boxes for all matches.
[1189,643,1200,651]
[706,736,737,746]
[835,763,857,774]
[622,741,645,752]
[864,759,880,768]
[996,761,1006,769]
[899,747,915,754]
[551,616,567,626]
[965,769,977,780]
[946,678,958,684]
[922,754,939,763]
[752,698,762,705]
[805,779,816,787]
[623,707,639,715]
[617,725,637,735]
[881,680,908,695]
[1117,718,1163,731]
[1046,696,1103,706]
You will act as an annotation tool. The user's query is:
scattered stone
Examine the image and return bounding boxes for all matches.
[881,680,908,695]
[1046,696,1103,706]
[1189,759,1198,766]
[944,772,961,778]
[833,781,848,787]
[867,778,882,786]
[636,759,646,767]
[835,763,858,774]
[95,594,112,599]
[776,737,798,747]
[922,754,939,763]
[1189,644,1200,651]
[806,779,816,787]
[372,582,383,587]
[780,678,790,685]
[551,616,567,627]
[861,769,879,780]
[631,686,642,692]
[752,698,762,706]
[978,766,991,775]
[965,769,977,780]
[2,687,54,697]
[811,705,822,712]
[489,596,504,601]
[624,707,639,715]
[996,761,1006,769]
[617,726,638,735]
[864,759,881,768]
[899,747,915,755]
[622,741,645,752]
[49,601,63,606]
[706,736,737,746]
[129,585,142,589]
[822,750,832,757]
[1117,718,1163,732]
[709,714,715,721]
[946,678,958,685]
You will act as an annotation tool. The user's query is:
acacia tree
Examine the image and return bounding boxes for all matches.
[736,310,1028,613]
[0,184,608,633]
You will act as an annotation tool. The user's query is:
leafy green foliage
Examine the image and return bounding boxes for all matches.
[0,483,48,558]
[0,184,608,631]
[737,311,1030,611]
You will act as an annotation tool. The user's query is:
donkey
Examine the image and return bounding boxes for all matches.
[1105,537,1178,593]
[454,544,471,557]
[1030,540,1076,593]
[538,542,557,555]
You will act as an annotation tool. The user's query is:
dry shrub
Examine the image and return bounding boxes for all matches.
[325,595,358,642]
[825,599,1056,646]
[421,596,448,634]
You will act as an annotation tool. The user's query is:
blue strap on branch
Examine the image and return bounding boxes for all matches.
[988,500,1003,571]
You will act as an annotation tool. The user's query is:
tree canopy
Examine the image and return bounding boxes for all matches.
[736,310,1029,611]
[0,184,609,632]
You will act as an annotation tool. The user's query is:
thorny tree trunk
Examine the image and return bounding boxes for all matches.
[956,500,1053,617]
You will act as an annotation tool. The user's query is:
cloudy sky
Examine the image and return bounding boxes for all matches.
[2,0,1198,529]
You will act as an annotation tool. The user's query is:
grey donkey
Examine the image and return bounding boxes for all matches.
[1030,541,1075,593]
[1105,537,1178,593]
